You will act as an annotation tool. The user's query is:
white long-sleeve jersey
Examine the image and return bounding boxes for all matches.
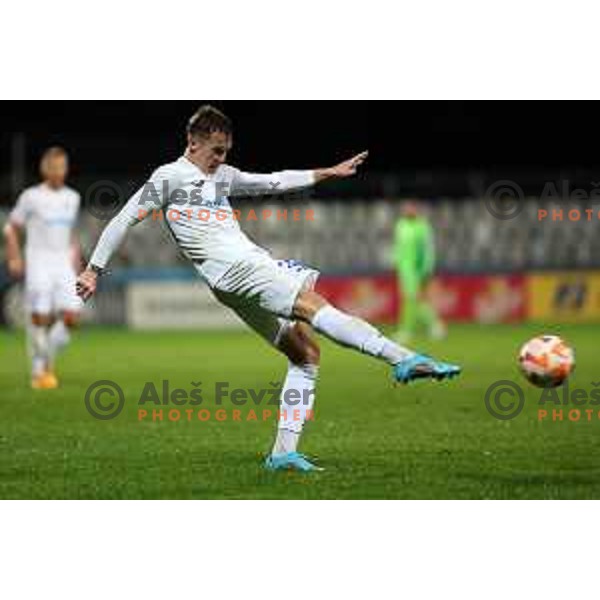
[9,183,80,268]
[89,156,315,285]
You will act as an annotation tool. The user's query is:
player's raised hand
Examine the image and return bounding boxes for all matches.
[331,151,369,177]
[315,151,369,182]
[76,268,98,301]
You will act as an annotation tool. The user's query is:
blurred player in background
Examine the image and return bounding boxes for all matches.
[3,147,82,389]
[76,106,460,472]
[394,200,446,342]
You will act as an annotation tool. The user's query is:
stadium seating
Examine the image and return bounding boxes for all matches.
[2,196,599,274]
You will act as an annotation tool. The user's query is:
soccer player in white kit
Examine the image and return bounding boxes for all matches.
[77,106,460,472]
[4,147,82,389]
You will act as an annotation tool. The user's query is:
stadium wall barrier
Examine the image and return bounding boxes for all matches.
[526,271,600,322]
[3,269,600,328]
[126,281,243,330]
[316,270,600,324]
[315,273,526,324]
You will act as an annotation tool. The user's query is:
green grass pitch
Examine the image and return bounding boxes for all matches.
[1,323,599,499]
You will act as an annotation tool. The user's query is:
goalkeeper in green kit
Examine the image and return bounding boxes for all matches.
[393,201,446,342]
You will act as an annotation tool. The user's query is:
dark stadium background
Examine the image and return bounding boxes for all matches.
[1,101,598,201]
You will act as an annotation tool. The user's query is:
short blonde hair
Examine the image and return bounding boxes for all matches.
[40,146,68,170]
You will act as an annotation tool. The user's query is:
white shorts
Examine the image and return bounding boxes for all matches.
[208,252,319,346]
[26,265,82,315]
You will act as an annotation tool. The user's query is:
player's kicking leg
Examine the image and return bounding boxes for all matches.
[293,290,461,384]
[211,254,459,473]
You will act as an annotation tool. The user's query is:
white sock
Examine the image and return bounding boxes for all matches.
[31,325,50,377]
[48,321,71,365]
[272,362,318,455]
[311,305,414,365]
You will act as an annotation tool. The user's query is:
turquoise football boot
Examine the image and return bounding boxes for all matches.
[394,353,461,384]
[264,452,323,472]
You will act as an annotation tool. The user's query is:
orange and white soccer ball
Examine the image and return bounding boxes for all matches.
[518,335,575,388]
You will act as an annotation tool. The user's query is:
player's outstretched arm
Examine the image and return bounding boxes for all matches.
[77,166,177,301]
[76,208,138,301]
[228,150,368,196]
[314,150,369,183]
